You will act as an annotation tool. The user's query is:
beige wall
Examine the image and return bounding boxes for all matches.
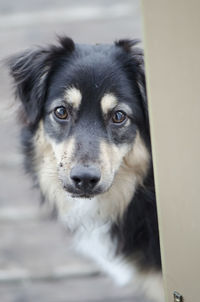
[141,1,200,301]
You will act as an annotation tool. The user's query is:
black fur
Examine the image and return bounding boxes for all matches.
[111,165,161,271]
[8,37,161,275]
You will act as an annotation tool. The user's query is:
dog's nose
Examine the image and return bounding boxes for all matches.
[70,166,101,191]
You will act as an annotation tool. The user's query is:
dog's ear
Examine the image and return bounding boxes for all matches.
[8,36,75,126]
[8,49,50,125]
[115,39,149,128]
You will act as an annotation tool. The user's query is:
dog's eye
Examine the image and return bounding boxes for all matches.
[54,106,68,120]
[112,111,127,124]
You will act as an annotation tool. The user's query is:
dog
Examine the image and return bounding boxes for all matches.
[8,37,164,301]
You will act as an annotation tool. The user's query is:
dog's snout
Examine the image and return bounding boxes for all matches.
[70,166,101,191]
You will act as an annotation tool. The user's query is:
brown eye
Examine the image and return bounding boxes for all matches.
[112,111,127,124]
[54,106,68,120]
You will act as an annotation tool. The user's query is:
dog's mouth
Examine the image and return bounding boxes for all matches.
[63,183,109,199]
[70,193,95,199]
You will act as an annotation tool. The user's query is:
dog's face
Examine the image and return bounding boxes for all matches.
[9,37,150,210]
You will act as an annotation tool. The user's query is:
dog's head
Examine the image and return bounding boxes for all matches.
[8,37,150,210]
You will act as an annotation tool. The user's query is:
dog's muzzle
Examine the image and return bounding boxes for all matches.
[68,165,101,197]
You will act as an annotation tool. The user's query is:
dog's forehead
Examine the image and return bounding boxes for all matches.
[47,45,134,110]
[63,88,123,120]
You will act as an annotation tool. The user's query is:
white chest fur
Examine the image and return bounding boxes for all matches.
[60,197,164,302]
[60,196,134,285]
[74,222,135,286]
[75,226,164,302]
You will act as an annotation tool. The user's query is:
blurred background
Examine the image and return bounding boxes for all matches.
[0,1,144,301]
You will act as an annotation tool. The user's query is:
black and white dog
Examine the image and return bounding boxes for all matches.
[8,37,164,301]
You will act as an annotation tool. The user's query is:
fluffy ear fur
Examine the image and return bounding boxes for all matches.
[8,36,75,126]
[8,48,50,125]
[115,39,149,130]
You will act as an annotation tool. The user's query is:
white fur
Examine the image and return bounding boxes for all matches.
[60,195,134,285]
[60,196,164,302]
[75,222,135,286]
[58,176,164,302]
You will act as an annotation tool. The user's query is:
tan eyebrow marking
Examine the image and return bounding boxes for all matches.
[101,93,118,115]
[64,87,82,109]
